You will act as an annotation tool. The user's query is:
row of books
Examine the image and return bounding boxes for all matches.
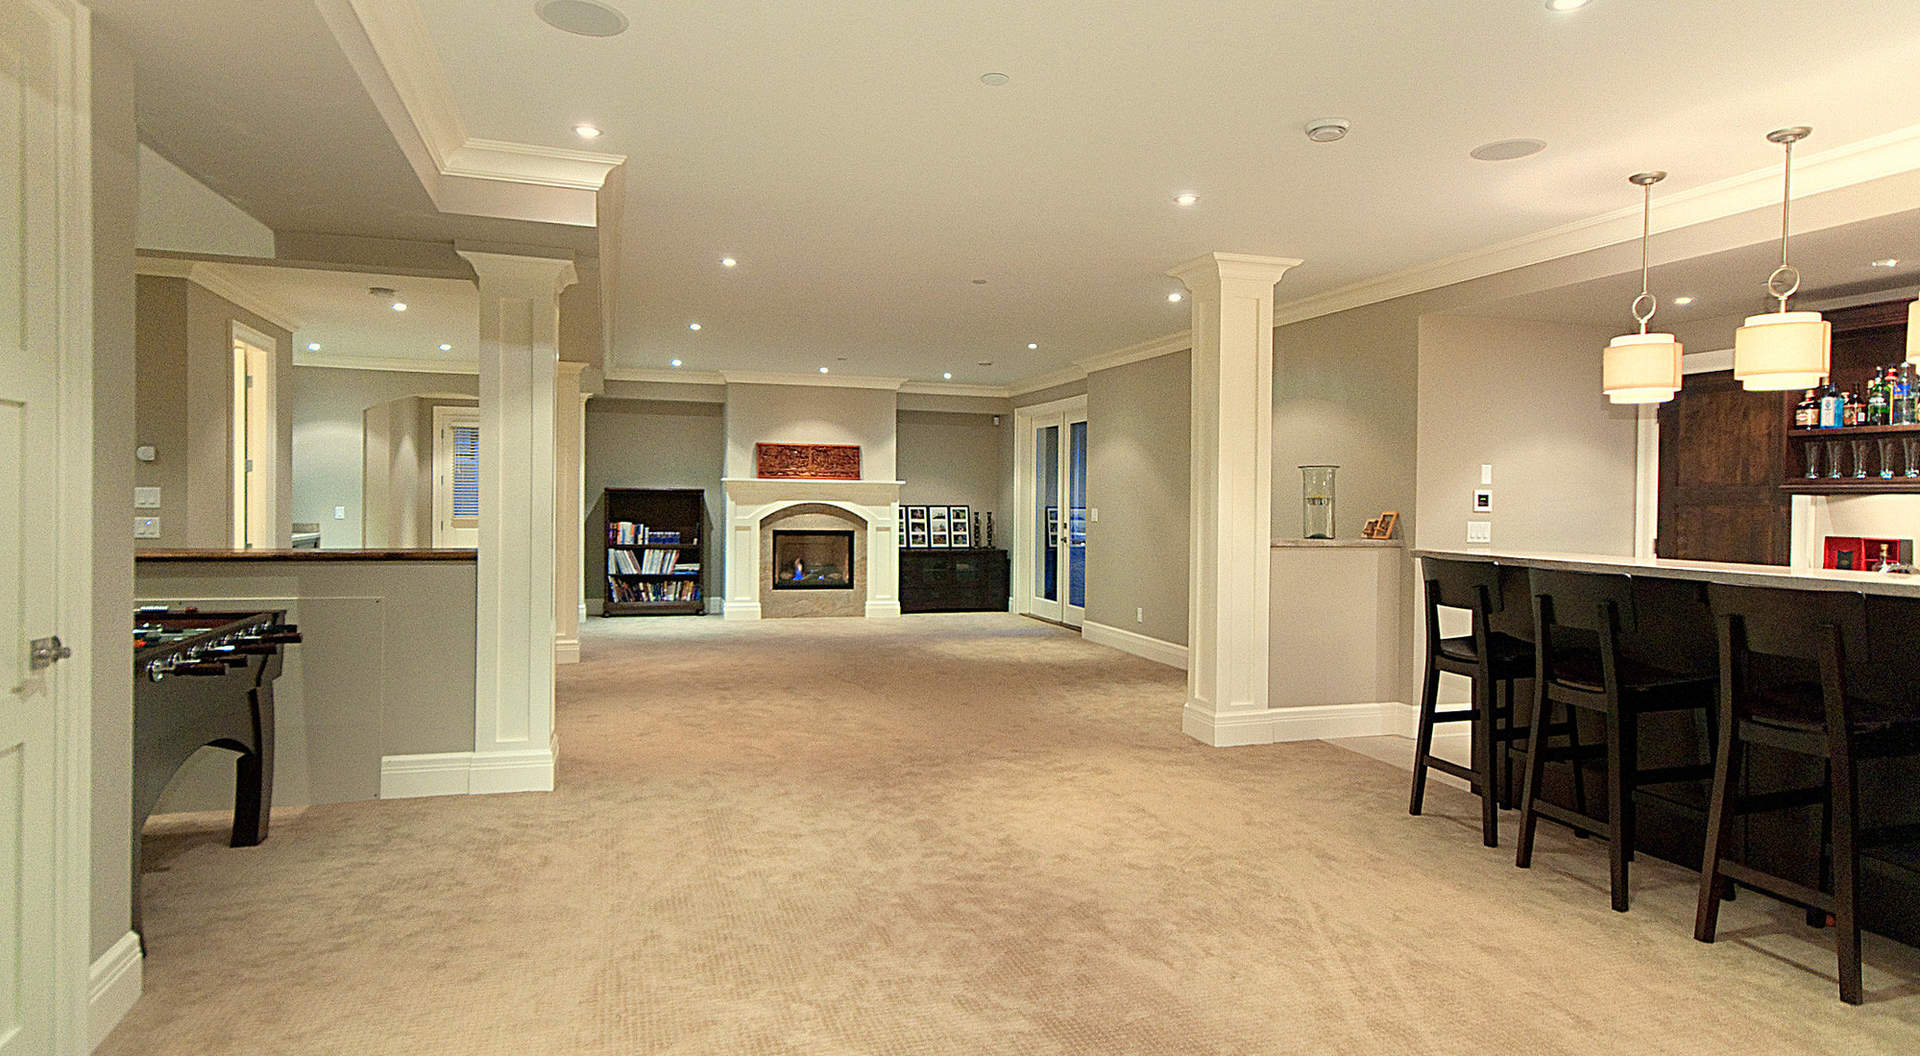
[607,521,685,546]
[607,578,700,604]
[607,548,699,575]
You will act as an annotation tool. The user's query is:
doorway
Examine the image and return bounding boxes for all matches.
[432,405,481,548]
[230,324,276,549]
[1015,395,1088,626]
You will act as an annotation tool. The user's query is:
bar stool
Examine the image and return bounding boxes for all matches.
[1514,570,1716,912]
[1695,586,1920,1005]
[1410,557,1536,847]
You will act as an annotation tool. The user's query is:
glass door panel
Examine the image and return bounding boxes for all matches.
[1035,423,1060,605]
[1065,418,1087,619]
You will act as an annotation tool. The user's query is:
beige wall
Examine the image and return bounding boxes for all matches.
[290,365,477,548]
[1085,352,1190,644]
[897,409,1005,544]
[135,143,275,258]
[1414,314,1638,556]
[135,275,295,549]
[585,398,726,609]
[90,25,139,960]
[724,382,898,480]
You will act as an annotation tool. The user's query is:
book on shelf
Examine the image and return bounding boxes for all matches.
[607,521,695,547]
[608,548,692,575]
[606,577,701,604]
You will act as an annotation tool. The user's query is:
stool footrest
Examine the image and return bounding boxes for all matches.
[1420,757,1481,785]
[1717,861,1832,915]
[1736,786,1826,815]
[1633,763,1715,785]
[1527,799,1609,839]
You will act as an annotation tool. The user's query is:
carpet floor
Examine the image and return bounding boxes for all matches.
[103,613,1920,1054]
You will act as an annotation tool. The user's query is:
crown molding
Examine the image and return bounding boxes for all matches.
[604,367,727,385]
[136,256,305,334]
[720,370,907,391]
[318,0,625,228]
[1007,365,1090,397]
[897,381,1013,398]
[1074,330,1192,375]
[293,351,479,375]
[1272,121,1920,327]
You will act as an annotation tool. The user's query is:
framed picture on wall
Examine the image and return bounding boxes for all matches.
[898,507,908,548]
[908,525,929,548]
[949,505,971,548]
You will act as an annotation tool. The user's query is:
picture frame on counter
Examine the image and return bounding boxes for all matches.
[948,505,971,547]
[898,507,908,549]
[908,525,929,548]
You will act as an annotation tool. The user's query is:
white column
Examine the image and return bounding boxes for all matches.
[1168,252,1302,746]
[554,360,586,664]
[458,247,576,792]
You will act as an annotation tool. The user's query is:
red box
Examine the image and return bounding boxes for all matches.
[1825,536,1865,570]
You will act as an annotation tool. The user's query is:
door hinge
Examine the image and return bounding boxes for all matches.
[30,636,72,670]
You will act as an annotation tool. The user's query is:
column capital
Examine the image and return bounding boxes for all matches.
[456,243,579,295]
[1167,252,1303,294]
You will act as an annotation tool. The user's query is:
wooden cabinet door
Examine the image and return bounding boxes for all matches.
[1656,371,1790,564]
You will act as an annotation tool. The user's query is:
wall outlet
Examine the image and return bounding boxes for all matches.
[1136,606,1144,623]
[1466,520,1491,544]
[134,516,160,539]
[334,506,347,519]
[133,486,161,509]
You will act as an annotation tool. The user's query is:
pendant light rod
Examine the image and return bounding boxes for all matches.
[1629,171,1665,334]
[1764,126,1812,311]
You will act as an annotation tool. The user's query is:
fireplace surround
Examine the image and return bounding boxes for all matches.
[721,476,902,620]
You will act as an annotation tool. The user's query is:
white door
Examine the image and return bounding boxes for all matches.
[2,1,90,1052]
[433,406,481,548]
[1015,396,1088,627]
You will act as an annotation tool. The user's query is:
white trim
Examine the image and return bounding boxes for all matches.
[553,637,579,665]
[897,380,1013,398]
[1683,347,1735,374]
[88,932,143,1051]
[1080,620,1188,670]
[604,366,725,385]
[1008,365,1089,397]
[294,351,479,375]
[444,138,627,191]
[719,370,906,391]
[380,741,557,799]
[1074,330,1191,375]
[133,257,304,333]
[431,404,481,549]
[1271,123,1920,328]
[1181,702,1408,747]
[1634,405,1659,560]
[720,477,907,487]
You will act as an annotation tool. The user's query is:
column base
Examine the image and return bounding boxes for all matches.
[554,636,580,665]
[1182,700,1408,746]
[864,600,902,619]
[722,601,761,621]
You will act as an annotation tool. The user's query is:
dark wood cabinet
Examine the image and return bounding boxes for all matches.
[899,549,1009,613]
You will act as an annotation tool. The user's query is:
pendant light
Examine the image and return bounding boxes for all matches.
[1603,171,1683,404]
[1733,127,1830,391]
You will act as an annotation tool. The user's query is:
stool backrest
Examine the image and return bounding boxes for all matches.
[1529,568,1635,638]
[1420,557,1499,650]
[1707,585,1870,706]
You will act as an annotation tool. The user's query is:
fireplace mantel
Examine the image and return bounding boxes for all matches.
[720,477,902,620]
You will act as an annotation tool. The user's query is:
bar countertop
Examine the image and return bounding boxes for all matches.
[1413,548,1920,598]
[136,548,477,562]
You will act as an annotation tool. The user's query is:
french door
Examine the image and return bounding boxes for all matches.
[1016,396,1088,626]
[432,406,481,548]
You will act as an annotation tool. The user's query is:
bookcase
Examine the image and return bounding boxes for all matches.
[602,488,709,616]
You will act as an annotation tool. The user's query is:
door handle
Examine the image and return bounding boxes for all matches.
[30,636,73,670]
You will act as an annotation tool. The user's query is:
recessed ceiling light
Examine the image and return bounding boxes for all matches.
[979,72,1009,86]
[1673,296,1694,306]
[819,366,830,374]
[721,257,737,268]
[670,358,682,367]
[536,0,628,38]
[1174,192,1199,207]
[1545,0,1591,11]
[574,124,602,139]
[1168,291,1184,303]
[1470,138,1547,162]
[1304,118,1351,143]
[1027,342,1038,349]
[1871,258,1901,268]
[942,372,953,380]
[688,322,701,331]
[392,302,407,312]
[306,342,321,352]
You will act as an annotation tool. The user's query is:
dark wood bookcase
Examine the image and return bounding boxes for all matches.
[602,488,709,616]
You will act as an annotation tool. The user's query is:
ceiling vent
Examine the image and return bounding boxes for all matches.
[536,0,629,38]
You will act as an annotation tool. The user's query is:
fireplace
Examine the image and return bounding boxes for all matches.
[771,530,855,590]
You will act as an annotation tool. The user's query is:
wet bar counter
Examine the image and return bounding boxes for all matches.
[1412,548,1920,948]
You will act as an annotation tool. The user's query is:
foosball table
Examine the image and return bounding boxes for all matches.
[132,607,300,940]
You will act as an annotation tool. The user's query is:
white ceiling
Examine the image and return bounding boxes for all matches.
[404,0,1920,384]
[208,263,480,368]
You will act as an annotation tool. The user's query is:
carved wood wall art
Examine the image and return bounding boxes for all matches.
[755,443,862,480]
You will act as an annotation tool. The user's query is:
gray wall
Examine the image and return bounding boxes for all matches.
[90,24,138,961]
[1414,314,1638,556]
[897,409,1005,544]
[1085,353,1190,644]
[584,398,726,609]
[724,382,898,480]
[289,366,478,548]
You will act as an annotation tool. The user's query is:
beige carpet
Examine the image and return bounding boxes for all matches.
[103,613,1920,1054]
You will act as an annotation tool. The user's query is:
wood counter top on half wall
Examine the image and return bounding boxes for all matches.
[136,549,477,562]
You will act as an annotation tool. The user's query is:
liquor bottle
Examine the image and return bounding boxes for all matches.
[1845,391,1863,427]
[1796,389,1818,428]
[1821,384,1844,428]
[1897,366,1913,426]
[1868,369,1890,426]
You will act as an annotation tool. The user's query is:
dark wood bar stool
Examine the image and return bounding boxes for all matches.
[1695,586,1920,1005]
[1410,557,1535,847]
[1514,570,1716,912]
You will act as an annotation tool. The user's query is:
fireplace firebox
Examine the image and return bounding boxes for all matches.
[770,530,854,590]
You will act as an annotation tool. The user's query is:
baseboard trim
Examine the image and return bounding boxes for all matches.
[554,636,580,665]
[1183,700,1409,747]
[381,741,557,798]
[721,600,761,621]
[90,930,142,1050]
[864,601,902,619]
[1081,621,1188,669]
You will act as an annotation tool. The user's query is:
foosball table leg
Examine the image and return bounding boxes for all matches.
[230,750,270,847]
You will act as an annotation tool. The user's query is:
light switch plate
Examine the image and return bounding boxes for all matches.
[1480,464,1493,485]
[134,516,160,539]
[334,506,347,519]
[1466,520,1491,544]
[133,486,161,509]
[1090,507,1099,522]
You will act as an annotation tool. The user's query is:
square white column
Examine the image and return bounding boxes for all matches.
[554,361,586,663]
[458,247,576,791]
[1168,252,1301,746]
